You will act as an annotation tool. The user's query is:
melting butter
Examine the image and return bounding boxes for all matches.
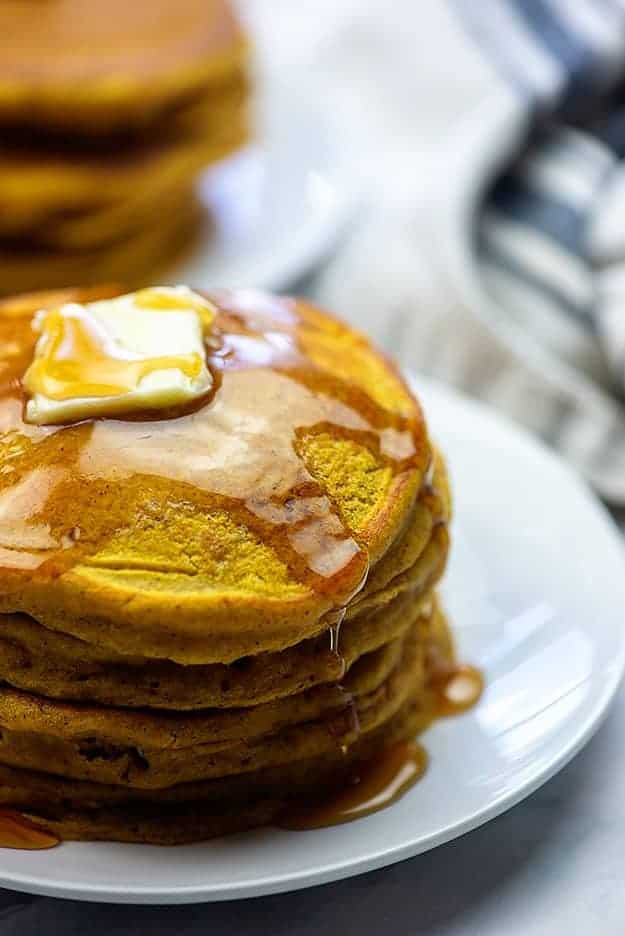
[23,286,216,425]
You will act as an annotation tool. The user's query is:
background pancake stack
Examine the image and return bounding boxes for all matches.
[0,287,457,844]
[0,0,249,294]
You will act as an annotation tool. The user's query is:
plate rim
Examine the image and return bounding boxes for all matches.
[0,374,623,904]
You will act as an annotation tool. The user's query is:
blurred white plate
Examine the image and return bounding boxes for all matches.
[1,376,623,904]
[172,90,357,291]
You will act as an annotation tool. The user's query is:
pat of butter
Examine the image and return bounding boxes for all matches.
[23,286,216,425]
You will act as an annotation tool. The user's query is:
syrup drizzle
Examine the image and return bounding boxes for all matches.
[0,288,478,846]
[427,640,484,717]
[280,644,483,831]
[0,810,59,849]
[431,663,484,717]
[327,606,346,657]
[279,741,428,831]
[0,289,428,609]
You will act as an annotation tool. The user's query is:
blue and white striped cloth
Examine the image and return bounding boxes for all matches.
[458,0,625,377]
[451,0,625,500]
[317,0,625,502]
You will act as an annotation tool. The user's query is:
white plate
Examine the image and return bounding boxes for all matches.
[170,90,357,291]
[1,376,624,904]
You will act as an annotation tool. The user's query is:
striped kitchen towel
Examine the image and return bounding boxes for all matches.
[317,0,625,503]
[436,0,625,501]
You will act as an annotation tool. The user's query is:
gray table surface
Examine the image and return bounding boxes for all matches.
[2,3,625,931]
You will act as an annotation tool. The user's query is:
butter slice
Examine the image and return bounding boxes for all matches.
[24,286,215,425]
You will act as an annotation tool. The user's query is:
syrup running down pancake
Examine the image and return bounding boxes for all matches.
[0,286,480,845]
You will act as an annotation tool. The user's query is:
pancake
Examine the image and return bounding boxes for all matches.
[0,587,433,710]
[0,2,250,303]
[33,183,200,252]
[0,453,450,708]
[0,197,202,295]
[351,524,448,619]
[0,0,249,136]
[0,285,476,845]
[354,449,450,603]
[0,610,428,789]
[0,604,450,812]
[0,605,454,843]
[0,618,418,757]
[0,698,430,844]
[0,92,247,246]
[0,288,431,662]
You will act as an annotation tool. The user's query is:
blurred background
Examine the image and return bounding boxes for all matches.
[242,0,494,197]
[240,0,625,505]
[3,0,625,499]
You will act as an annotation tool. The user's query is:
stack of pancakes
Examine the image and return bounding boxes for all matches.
[0,0,249,293]
[0,286,454,844]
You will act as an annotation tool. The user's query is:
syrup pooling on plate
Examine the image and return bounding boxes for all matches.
[280,658,483,831]
[0,289,429,611]
[431,663,483,716]
[427,640,484,717]
[0,809,59,849]
[279,741,428,830]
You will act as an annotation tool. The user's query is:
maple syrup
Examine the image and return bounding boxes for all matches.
[428,649,484,717]
[280,741,428,830]
[0,810,59,849]
[0,288,481,847]
[0,289,428,609]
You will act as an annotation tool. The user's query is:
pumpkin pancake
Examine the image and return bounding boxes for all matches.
[0,587,433,710]
[0,198,202,295]
[0,285,476,846]
[0,455,449,708]
[32,183,200,252]
[0,604,453,843]
[0,699,429,844]
[0,95,247,247]
[0,0,249,136]
[0,605,450,812]
[0,2,249,299]
[354,449,450,603]
[0,619,424,788]
[0,619,419,758]
[0,288,432,662]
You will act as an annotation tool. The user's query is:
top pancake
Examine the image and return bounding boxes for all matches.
[0,286,431,663]
[0,0,248,134]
